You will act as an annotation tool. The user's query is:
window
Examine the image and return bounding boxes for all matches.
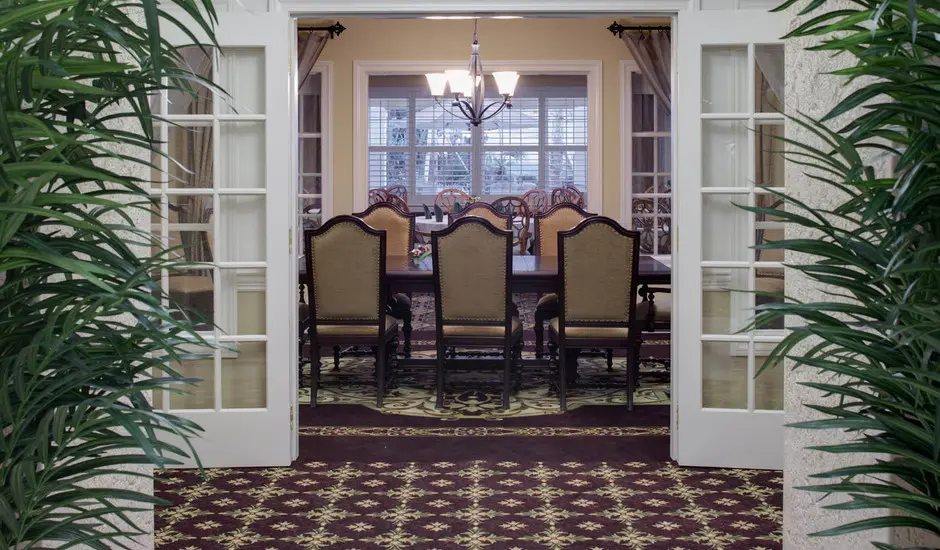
[629,71,672,257]
[368,75,588,202]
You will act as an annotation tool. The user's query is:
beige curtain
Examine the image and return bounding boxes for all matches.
[298,30,329,90]
[622,30,671,113]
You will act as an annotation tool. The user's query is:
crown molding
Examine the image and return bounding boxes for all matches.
[275,0,691,14]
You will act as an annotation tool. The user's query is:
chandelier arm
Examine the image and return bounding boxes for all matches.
[453,98,479,124]
[433,96,471,121]
[478,99,510,120]
[479,101,511,122]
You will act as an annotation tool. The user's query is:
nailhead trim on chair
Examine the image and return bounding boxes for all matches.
[562,223,635,323]
[438,224,506,323]
[309,224,381,322]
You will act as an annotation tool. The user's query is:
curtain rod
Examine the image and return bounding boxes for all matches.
[607,22,670,37]
[297,22,346,39]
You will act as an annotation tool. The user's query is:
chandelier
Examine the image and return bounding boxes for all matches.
[425,20,519,127]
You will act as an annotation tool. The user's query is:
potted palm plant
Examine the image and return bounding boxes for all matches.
[0,0,219,547]
[749,0,940,547]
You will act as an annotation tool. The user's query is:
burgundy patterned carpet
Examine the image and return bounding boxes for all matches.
[154,406,782,549]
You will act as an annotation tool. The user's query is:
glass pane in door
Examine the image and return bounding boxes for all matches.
[702,46,747,113]
[153,45,272,413]
[699,42,786,414]
[702,341,748,409]
[755,44,784,112]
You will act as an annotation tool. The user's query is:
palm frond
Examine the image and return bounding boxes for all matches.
[0,0,220,547]
[754,1,940,547]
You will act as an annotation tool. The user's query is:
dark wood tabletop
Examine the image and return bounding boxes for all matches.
[300,255,671,294]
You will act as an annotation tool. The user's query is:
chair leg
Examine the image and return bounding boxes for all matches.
[376,341,386,408]
[502,344,512,410]
[436,340,446,409]
[332,345,341,371]
[626,343,637,411]
[402,309,412,358]
[606,348,614,372]
[310,345,321,408]
[634,336,644,388]
[558,345,567,412]
[534,310,546,359]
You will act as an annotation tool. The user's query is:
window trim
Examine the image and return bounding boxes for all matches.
[354,60,602,212]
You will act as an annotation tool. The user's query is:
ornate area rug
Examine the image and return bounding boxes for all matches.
[155,422,782,550]
[299,354,670,421]
[299,293,671,420]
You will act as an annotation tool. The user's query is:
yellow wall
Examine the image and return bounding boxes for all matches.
[317,17,646,218]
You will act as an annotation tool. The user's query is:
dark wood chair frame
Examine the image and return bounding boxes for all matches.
[431,217,521,410]
[449,201,512,229]
[531,203,611,369]
[491,195,533,255]
[550,217,642,411]
[382,193,409,212]
[521,188,549,216]
[550,186,585,208]
[354,201,416,358]
[302,216,397,408]
[368,188,388,205]
[434,188,471,213]
[385,184,409,203]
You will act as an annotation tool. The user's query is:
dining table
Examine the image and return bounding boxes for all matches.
[299,254,670,296]
[298,254,671,375]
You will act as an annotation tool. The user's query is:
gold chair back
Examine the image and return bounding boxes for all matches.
[355,202,416,259]
[305,216,385,322]
[432,217,512,324]
[559,217,640,325]
[534,203,595,257]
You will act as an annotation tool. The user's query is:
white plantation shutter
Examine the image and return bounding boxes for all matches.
[368,96,410,190]
[415,98,472,195]
[543,97,588,193]
[367,75,588,201]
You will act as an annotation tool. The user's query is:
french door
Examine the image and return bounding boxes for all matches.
[675,10,787,469]
[152,11,292,467]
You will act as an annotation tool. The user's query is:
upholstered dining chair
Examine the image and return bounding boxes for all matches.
[531,203,596,359]
[303,216,398,408]
[385,184,408,204]
[491,196,532,255]
[548,217,642,411]
[450,201,512,230]
[521,189,548,216]
[432,217,521,410]
[434,188,470,213]
[355,202,416,357]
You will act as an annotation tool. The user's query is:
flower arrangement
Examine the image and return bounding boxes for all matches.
[410,244,432,261]
[467,195,482,204]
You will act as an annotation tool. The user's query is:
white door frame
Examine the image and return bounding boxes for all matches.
[277,0,777,465]
[675,9,786,469]
[158,9,292,468]
[280,0,684,464]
